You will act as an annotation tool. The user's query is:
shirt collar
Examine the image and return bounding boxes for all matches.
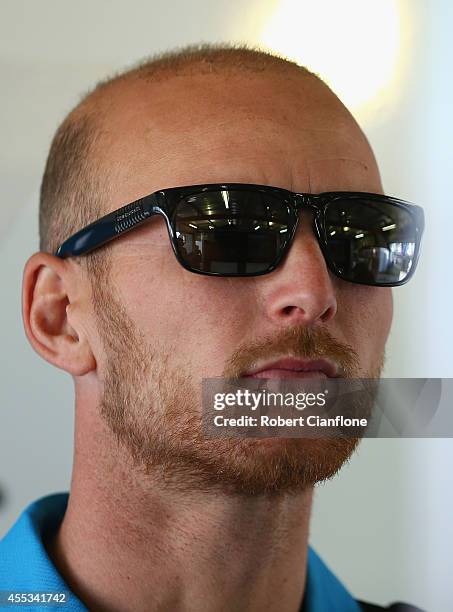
[302,546,361,612]
[0,493,87,611]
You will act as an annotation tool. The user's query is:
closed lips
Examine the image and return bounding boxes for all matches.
[244,358,339,379]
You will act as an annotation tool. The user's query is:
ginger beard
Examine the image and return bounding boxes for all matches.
[91,273,384,496]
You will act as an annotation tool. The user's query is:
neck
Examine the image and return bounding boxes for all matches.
[47,414,313,612]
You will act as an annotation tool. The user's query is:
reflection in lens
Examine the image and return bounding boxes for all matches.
[174,189,292,274]
[324,198,417,284]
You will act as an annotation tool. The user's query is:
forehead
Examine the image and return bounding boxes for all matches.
[93,70,381,206]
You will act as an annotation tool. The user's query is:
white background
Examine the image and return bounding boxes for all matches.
[1,1,452,610]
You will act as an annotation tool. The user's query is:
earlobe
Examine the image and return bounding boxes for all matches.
[22,252,96,376]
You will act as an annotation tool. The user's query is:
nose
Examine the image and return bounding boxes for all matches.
[262,212,338,327]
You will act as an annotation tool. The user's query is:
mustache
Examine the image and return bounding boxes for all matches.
[223,325,360,378]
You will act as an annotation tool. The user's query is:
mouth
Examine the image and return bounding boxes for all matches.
[242,357,339,380]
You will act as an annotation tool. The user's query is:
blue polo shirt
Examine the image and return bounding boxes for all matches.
[0,493,360,611]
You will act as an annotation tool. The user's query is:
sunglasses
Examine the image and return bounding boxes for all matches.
[54,183,424,287]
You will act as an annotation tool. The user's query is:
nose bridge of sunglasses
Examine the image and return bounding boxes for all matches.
[292,195,317,234]
[279,197,323,265]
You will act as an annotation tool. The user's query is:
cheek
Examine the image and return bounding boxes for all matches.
[113,248,258,375]
[337,285,393,369]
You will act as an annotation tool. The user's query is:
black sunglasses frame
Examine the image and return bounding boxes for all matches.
[54,183,425,287]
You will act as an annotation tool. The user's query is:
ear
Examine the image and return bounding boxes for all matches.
[22,252,96,376]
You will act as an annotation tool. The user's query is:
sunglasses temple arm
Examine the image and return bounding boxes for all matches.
[417,205,425,235]
[54,195,159,258]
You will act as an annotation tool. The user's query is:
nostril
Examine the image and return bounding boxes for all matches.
[282,305,297,316]
[320,303,337,322]
[278,301,336,324]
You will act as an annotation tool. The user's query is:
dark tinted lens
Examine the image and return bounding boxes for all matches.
[324,197,418,284]
[173,189,292,274]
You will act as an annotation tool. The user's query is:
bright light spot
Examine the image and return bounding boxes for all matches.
[255,225,261,230]
[355,232,365,239]
[330,230,336,236]
[343,226,350,232]
[382,223,397,231]
[188,223,198,229]
[221,190,230,209]
[280,228,288,233]
[260,0,403,112]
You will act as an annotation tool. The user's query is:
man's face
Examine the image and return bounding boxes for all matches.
[85,70,393,494]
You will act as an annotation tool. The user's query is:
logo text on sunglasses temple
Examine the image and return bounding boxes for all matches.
[115,204,151,234]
